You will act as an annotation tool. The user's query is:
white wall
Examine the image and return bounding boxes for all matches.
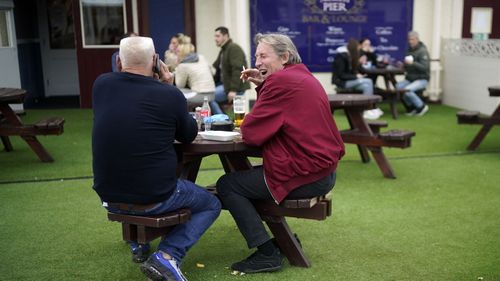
[442,53,500,115]
[195,0,250,71]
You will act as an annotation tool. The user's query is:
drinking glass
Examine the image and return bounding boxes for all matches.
[233,96,245,127]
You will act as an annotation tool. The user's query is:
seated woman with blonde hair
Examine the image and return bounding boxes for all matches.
[174,39,216,106]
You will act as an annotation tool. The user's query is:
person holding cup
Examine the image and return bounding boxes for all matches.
[216,33,345,274]
[396,30,430,116]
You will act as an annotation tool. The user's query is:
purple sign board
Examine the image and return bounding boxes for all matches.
[250,0,414,72]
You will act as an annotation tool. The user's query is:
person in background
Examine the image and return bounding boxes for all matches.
[332,38,383,119]
[111,31,138,72]
[174,37,216,106]
[211,26,250,114]
[216,33,345,274]
[93,36,221,281]
[164,33,186,72]
[359,38,377,68]
[359,37,379,83]
[396,30,430,116]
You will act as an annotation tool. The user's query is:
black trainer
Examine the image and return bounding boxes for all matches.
[231,248,284,273]
[131,243,150,263]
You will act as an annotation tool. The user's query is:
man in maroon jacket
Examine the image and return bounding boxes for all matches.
[216,33,345,274]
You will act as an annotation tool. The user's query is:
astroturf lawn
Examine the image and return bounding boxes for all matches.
[1,103,499,280]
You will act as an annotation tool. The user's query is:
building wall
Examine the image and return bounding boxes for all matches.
[195,0,465,97]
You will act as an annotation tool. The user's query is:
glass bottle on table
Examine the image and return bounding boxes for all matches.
[233,96,245,128]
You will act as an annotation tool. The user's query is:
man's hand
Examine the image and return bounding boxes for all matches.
[158,60,174,85]
[240,68,263,86]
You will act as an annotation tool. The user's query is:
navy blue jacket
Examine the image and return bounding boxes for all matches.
[92,72,197,204]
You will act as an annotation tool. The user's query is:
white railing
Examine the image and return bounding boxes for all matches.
[443,39,500,58]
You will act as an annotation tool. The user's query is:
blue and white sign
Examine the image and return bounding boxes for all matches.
[250,0,414,72]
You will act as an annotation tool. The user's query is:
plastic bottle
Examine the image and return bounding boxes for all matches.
[200,96,211,130]
[194,106,202,131]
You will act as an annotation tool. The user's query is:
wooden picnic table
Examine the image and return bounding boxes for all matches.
[329,94,415,179]
[362,66,407,119]
[0,88,65,162]
[174,135,331,267]
[457,86,500,150]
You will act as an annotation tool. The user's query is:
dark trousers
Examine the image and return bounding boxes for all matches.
[216,166,336,249]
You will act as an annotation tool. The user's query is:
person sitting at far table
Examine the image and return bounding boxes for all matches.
[396,30,430,116]
[92,36,221,281]
[332,38,383,120]
[174,37,216,105]
[216,33,345,274]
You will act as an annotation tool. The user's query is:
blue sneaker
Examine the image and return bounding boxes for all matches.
[129,242,150,263]
[140,251,187,281]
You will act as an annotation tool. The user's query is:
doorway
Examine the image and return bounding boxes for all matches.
[37,0,80,98]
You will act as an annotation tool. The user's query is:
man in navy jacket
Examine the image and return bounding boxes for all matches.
[92,36,220,281]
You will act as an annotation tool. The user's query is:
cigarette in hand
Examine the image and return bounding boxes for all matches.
[241,66,246,81]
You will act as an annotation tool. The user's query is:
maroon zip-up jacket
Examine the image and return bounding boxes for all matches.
[241,63,345,203]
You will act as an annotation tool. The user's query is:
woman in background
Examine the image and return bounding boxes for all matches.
[164,33,186,72]
[332,38,382,119]
[174,38,216,106]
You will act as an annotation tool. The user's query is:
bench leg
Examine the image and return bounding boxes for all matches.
[368,146,396,179]
[263,216,311,267]
[21,135,54,162]
[357,145,370,163]
[1,136,13,151]
[467,125,493,151]
[122,223,137,242]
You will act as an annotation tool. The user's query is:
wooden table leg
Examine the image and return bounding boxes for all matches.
[263,216,311,267]
[389,93,399,119]
[466,106,500,150]
[345,109,370,163]
[219,152,253,172]
[346,108,397,178]
[368,146,396,179]
[21,135,54,162]
[176,156,202,182]
[1,136,13,151]
[467,125,493,150]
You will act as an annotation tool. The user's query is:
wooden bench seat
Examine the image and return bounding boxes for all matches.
[34,117,65,134]
[107,209,191,244]
[336,88,362,94]
[0,117,65,136]
[456,110,500,125]
[367,120,388,133]
[341,129,415,148]
[457,110,480,124]
[206,186,331,267]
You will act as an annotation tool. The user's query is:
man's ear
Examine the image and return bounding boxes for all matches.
[281,52,290,65]
[116,55,122,72]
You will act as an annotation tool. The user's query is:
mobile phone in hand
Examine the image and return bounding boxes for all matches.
[153,54,161,76]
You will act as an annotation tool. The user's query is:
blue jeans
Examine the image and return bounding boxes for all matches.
[105,179,221,262]
[210,84,245,114]
[344,78,374,96]
[396,79,428,109]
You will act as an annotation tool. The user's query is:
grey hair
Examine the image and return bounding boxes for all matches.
[408,30,420,39]
[119,36,155,68]
[254,33,302,64]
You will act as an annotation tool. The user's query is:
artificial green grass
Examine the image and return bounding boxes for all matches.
[1,103,500,280]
